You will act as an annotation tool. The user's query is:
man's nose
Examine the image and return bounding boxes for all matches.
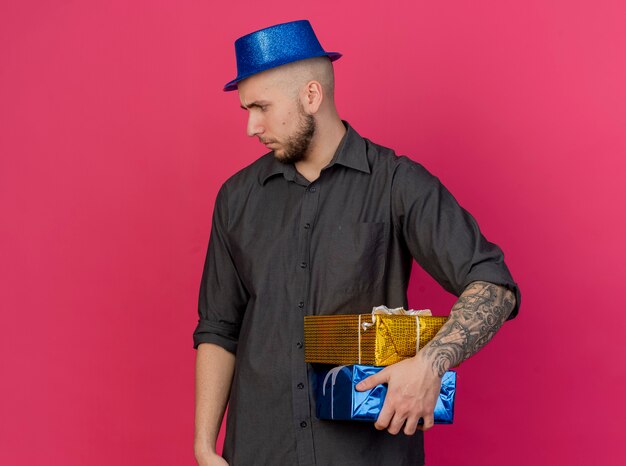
[247,113,264,138]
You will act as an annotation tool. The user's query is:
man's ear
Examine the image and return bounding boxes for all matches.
[302,80,323,114]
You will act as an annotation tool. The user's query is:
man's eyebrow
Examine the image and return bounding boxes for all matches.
[240,101,269,110]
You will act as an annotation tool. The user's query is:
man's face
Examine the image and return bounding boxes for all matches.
[238,72,316,164]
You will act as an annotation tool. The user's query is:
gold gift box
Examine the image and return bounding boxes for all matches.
[304,314,448,366]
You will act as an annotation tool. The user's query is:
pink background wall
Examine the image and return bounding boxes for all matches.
[1,1,625,464]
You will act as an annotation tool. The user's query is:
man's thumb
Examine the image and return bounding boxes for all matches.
[355,371,387,391]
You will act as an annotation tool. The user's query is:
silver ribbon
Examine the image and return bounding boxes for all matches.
[322,365,347,419]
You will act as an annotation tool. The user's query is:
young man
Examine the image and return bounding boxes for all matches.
[193,20,520,466]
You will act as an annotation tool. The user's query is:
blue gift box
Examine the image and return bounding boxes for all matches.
[314,364,456,424]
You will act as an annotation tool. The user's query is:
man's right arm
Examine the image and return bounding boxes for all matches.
[194,343,236,466]
[194,184,247,464]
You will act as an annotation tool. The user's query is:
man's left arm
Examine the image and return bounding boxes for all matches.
[356,280,516,435]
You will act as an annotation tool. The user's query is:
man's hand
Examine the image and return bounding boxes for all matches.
[356,281,516,436]
[355,354,442,435]
[195,450,229,466]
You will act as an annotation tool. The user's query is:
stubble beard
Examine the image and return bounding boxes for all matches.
[274,104,316,165]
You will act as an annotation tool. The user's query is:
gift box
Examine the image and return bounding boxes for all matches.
[305,308,448,366]
[315,364,456,424]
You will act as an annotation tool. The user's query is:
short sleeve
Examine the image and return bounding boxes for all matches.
[391,158,520,319]
[193,184,250,351]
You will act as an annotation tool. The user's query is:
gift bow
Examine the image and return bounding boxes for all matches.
[356,306,432,364]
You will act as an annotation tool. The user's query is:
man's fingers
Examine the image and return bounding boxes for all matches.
[355,370,387,391]
[416,415,435,432]
[374,404,393,430]
[386,412,407,435]
[403,416,420,436]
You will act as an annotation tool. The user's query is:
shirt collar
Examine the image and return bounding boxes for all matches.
[325,121,370,174]
[259,121,370,185]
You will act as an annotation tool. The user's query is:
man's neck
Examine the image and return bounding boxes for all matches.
[295,117,346,182]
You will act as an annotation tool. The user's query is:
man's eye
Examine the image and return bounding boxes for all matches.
[260,106,268,112]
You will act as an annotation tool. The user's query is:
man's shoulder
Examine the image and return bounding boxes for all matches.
[362,135,433,180]
[220,151,275,192]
